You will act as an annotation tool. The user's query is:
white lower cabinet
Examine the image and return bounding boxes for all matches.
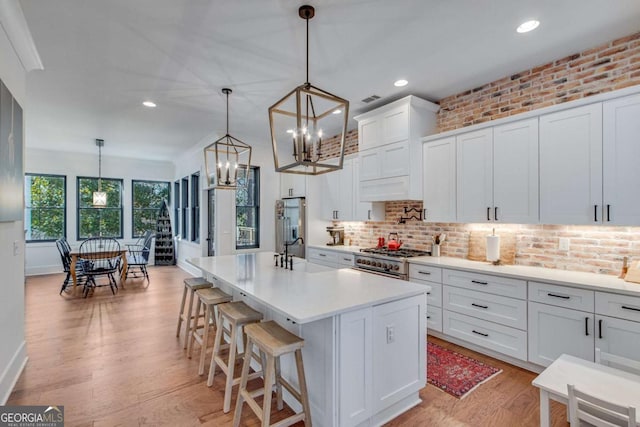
[443,310,527,360]
[596,315,640,374]
[307,247,354,269]
[528,301,595,367]
[427,305,443,332]
[338,294,426,427]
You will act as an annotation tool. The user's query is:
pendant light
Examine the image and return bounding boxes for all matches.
[92,139,107,207]
[204,88,252,189]
[268,5,349,175]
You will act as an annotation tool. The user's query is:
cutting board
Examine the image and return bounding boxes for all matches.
[468,231,516,265]
[624,261,640,284]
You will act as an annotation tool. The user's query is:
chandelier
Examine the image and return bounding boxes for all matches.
[204,88,252,189]
[92,139,107,207]
[268,5,349,175]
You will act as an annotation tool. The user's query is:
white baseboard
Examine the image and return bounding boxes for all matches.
[177,260,201,277]
[26,265,61,276]
[0,341,28,405]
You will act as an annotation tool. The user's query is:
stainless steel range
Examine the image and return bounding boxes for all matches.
[353,248,431,280]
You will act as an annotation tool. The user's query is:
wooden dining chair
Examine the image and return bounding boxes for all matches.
[79,237,122,297]
[568,383,637,427]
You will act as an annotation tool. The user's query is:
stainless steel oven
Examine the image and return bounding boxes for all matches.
[352,248,430,280]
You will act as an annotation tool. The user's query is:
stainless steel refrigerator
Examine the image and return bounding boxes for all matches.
[275,197,306,258]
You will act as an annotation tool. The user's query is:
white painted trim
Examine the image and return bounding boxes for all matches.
[177,260,201,277]
[0,1,43,71]
[422,84,640,142]
[0,341,27,405]
[428,331,545,374]
[26,265,61,276]
[355,95,440,121]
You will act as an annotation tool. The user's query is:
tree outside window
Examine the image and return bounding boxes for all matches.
[25,174,66,242]
[132,180,170,238]
[77,177,123,239]
[236,166,259,249]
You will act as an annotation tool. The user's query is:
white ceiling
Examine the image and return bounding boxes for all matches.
[20,0,640,161]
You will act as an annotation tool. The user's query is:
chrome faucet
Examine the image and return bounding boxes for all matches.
[284,237,304,269]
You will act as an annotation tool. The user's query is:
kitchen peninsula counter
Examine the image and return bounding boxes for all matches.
[187,252,428,427]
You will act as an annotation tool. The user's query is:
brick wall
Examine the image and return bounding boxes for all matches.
[437,31,640,132]
[330,31,640,276]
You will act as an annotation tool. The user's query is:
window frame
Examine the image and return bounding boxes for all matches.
[76,176,124,240]
[190,172,200,243]
[174,180,180,237]
[235,166,260,250]
[181,176,189,239]
[131,179,171,239]
[24,173,67,243]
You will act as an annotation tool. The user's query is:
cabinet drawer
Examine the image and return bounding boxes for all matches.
[409,264,442,283]
[443,269,526,300]
[308,248,338,262]
[443,285,527,330]
[427,305,442,333]
[443,310,527,361]
[410,279,441,308]
[596,292,640,322]
[336,253,355,267]
[529,282,594,312]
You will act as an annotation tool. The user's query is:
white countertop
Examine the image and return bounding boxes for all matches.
[308,244,367,253]
[187,252,429,324]
[409,256,640,297]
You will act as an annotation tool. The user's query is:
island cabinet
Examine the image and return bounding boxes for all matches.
[187,253,428,427]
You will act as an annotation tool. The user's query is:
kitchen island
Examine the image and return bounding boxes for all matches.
[187,252,428,427]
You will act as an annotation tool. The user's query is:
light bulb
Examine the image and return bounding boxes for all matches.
[226,161,230,168]
[318,129,323,138]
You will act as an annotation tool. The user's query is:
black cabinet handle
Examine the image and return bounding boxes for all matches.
[367,210,371,220]
[607,204,611,222]
[426,292,431,295]
[585,317,589,336]
[594,205,598,222]
[494,206,498,221]
[423,209,427,220]
[622,305,640,312]
[286,317,297,325]
[471,280,488,285]
[427,315,431,319]
[472,303,488,309]
[547,293,570,300]
[487,207,491,221]
[418,271,432,275]
[599,319,603,339]
[343,258,351,262]
[472,330,488,337]
[318,253,327,257]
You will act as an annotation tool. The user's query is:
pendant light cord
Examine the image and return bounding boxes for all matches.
[306,13,309,84]
[226,90,230,135]
[98,143,102,191]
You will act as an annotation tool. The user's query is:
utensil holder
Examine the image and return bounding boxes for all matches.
[432,244,440,257]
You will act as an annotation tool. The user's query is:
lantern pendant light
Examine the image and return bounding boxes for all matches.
[92,139,107,207]
[268,5,349,175]
[204,88,252,189]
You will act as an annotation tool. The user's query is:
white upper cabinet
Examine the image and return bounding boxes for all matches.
[353,158,385,221]
[456,129,494,223]
[603,93,640,225]
[539,103,603,224]
[321,159,354,221]
[422,136,456,222]
[279,173,306,198]
[355,96,438,201]
[492,118,539,223]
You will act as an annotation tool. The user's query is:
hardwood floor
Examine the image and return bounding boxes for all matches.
[9,267,569,426]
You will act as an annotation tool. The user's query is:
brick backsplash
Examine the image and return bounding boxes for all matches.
[327,31,640,277]
[437,31,640,132]
[337,201,640,276]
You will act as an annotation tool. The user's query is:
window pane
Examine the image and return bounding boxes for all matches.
[235,166,259,249]
[77,177,122,238]
[132,180,169,238]
[24,174,66,241]
[133,209,158,238]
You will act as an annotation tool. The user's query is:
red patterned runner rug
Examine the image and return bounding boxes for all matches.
[427,341,502,399]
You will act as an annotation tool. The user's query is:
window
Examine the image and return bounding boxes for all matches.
[24,174,66,242]
[190,172,200,242]
[174,180,180,237]
[181,177,188,238]
[132,180,170,238]
[235,166,259,249]
[77,177,123,239]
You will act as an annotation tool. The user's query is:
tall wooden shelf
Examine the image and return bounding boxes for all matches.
[155,200,175,266]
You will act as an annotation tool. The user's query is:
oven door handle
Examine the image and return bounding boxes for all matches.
[352,266,407,280]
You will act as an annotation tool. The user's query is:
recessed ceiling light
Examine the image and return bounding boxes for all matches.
[142,101,157,108]
[394,79,408,87]
[516,20,540,33]
[286,129,294,134]
[332,109,342,114]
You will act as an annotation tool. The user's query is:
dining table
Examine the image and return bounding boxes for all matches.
[532,353,640,426]
[69,248,128,296]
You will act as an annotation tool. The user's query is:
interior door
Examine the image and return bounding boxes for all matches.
[207,189,215,256]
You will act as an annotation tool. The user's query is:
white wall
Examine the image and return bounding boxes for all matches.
[24,148,174,275]
[171,133,279,274]
[0,19,28,404]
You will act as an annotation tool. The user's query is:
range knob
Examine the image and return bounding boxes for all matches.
[356,259,362,264]
[365,260,371,265]
[376,262,382,267]
[382,263,388,269]
[393,265,400,271]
